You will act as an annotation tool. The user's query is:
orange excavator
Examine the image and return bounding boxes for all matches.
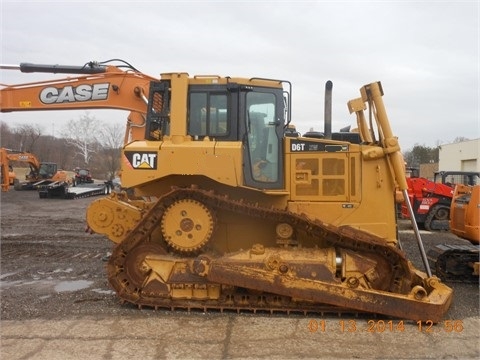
[0,147,68,191]
[0,148,112,199]
[450,184,480,244]
[0,147,12,191]
[1,61,153,144]
[428,183,480,283]
[401,171,480,231]
[1,60,454,322]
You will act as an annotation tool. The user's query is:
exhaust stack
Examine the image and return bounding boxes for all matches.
[324,80,333,139]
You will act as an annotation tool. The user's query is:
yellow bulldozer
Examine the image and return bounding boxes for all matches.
[1,61,453,322]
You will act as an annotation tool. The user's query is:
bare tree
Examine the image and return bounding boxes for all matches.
[452,136,469,143]
[0,121,13,148]
[403,144,439,167]
[10,124,43,152]
[35,135,75,170]
[61,112,100,166]
[96,122,124,180]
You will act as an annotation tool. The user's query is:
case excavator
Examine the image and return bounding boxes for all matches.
[0,147,68,192]
[1,61,453,322]
[0,148,109,198]
[0,147,13,191]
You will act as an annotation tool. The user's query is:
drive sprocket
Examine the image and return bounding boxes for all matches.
[161,198,215,253]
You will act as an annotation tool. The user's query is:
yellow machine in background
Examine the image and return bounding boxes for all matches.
[1,62,453,321]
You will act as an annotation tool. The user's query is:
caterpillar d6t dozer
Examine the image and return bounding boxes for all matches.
[85,73,453,322]
[0,62,453,321]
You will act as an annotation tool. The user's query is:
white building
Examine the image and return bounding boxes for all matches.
[438,138,480,172]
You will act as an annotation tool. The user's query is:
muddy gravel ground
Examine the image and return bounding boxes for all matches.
[0,189,478,321]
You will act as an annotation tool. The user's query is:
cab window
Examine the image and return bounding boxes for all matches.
[189,92,228,137]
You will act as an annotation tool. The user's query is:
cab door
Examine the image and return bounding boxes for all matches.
[242,89,284,189]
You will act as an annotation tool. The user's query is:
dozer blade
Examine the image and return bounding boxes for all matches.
[204,249,452,323]
[137,246,453,323]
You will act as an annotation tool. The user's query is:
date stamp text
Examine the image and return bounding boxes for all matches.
[307,319,464,333]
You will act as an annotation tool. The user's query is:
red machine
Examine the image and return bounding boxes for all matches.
[401,171,479,231]
[73,168,94,185]
[401,177,454,230]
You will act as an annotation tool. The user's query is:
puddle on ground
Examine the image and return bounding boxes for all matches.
[0,272,19,280]
[38,268,73,275]
[91,288,115,295]
[54,280,93,293]
[0,280,22,289]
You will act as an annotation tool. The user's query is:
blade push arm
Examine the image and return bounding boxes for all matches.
[348,82,432,277]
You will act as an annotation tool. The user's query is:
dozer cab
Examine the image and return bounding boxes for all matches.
[1,61,453,321]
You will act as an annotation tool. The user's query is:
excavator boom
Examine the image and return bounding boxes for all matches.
[1,61,155,143]
[0,148,10,192]
[1,65,151,113]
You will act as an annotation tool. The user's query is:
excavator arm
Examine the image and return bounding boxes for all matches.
[6,151,41,172]
[0,62,152,113]
[0,61,155,142]
[348,82,432,276]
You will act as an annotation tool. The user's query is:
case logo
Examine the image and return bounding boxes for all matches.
[40,83,110,104]
[125,151,158,170]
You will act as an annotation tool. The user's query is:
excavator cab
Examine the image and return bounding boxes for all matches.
[38,162,58,179]
[434,171,480,187]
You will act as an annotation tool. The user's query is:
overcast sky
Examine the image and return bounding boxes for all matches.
[1,0,478,150]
